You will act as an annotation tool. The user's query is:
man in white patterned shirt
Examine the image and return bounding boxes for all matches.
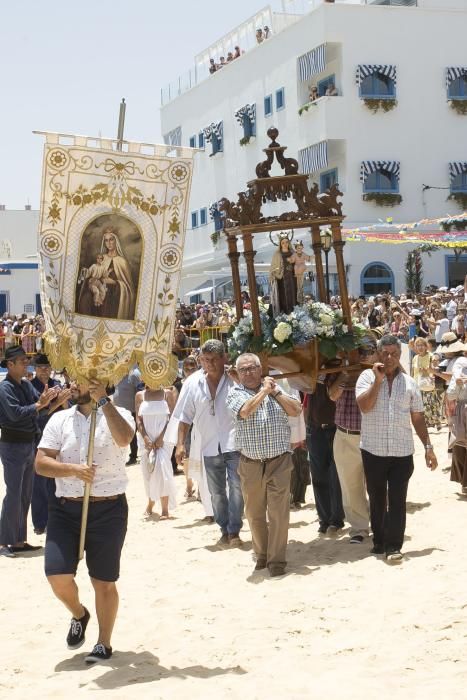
[356,335,437,563]
[227,353,302,577]
[35,380,135,664]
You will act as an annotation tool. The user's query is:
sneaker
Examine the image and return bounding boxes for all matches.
[228,534,243,548]
[349,535,364,544]
[66,607,90,649]
[0,546,15,558]
[326,525,341,535]
[216,534,229,548]
[386,550,403,563]
[85,643,112,664]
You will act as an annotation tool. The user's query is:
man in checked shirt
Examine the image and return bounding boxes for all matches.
[356,334,438,563]
[227,353,302,577]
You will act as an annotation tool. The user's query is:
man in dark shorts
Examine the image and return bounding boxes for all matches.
[35,379,135,664]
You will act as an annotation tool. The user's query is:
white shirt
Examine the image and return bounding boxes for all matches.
[355,369,424,457]
[39,404,135,497]
[173,369,236,456]
[435,317,450,343]
[445,300,457,322]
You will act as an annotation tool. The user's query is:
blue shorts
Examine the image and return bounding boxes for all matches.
[45,495,128,582]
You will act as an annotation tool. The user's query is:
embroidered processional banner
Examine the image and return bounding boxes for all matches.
[37,132,195,387]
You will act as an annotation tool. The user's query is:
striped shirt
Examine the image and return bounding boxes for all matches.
[227,385,292,460]
[355,369,423,457]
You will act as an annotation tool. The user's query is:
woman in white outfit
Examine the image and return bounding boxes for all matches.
[135,386,178,518]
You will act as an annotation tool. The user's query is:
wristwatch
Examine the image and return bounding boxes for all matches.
[97,396,111,408]
[425,444,433,451]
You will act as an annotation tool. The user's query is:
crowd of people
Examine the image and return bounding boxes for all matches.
[207,24,272,75]
[0,313,45,356]
[0,282,466,663]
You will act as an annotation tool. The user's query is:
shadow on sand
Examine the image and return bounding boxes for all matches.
[55,650,247,689]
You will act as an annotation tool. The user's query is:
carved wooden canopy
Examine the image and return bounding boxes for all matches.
[219,127,344,233]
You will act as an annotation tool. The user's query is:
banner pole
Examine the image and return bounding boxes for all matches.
[116,98,126,152]
[78,400,98,560]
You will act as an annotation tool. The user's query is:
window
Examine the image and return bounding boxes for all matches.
[275,88,285,110]
[214,214,223,232]
[264,94,273,117]
[243,116,256,138]
[451,172,467,193]
[361,262,394,296]
[360,72,396,98]
[211,133,222,156]
[200,207,207,226]
[317,74,336,97]
[191,211,198,229]
[320,168,338,192]
[198,132,205,149]
[448,76,467,99]
[364,169,399,193]
[189,135,196,148]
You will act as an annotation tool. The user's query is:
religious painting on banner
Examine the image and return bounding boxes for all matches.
[36,133,195,388]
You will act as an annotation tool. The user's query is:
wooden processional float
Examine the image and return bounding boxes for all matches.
[218,127,363,392]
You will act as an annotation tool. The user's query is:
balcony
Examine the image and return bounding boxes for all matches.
[297,95,347,142]
[160,5,302,106]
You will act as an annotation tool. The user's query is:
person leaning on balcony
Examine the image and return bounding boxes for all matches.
[325,82,338,96]
[309,86,319,102]
[233,46,241,59]
[256,28,264,44]
[209,58,217,74]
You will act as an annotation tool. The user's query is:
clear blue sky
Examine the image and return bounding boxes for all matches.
[0,0,275,209]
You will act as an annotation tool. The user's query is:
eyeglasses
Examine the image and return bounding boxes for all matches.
[237,365,260,374]
[209,399,215,416]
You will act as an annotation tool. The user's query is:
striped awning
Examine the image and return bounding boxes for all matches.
[297,44,326,82]
[234,103,256,127]
[298,142,328,175]
[356,65,397,86]
[163,126,182,147]
[446,66,467,87]
[449,162,467,178]
[203,121,223,143]
[360,161,400,182]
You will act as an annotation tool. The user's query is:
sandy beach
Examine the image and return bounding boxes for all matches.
[0,425,466,700]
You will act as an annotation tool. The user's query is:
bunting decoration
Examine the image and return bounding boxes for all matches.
[37,132,195,388]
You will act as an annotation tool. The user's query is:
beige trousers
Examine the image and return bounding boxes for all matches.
[333,429,369,537]
[239,453,293,568]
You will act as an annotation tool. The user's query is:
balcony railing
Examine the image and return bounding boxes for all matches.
[160,6,302,106]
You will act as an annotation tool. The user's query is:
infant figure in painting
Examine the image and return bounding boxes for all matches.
[80,253,108,307]
[289,242,312,304]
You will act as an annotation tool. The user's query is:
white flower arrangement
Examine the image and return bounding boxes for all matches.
[227,301,366,359]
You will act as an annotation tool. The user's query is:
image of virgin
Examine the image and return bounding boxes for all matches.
[76,220,139,320]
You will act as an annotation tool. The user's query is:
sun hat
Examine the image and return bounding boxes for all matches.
[0,345,28,368]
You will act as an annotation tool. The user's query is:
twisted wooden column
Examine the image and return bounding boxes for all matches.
[310,224,326,302]
[241,231,261,337]
[226,232,243,321]
[330,221,352,329]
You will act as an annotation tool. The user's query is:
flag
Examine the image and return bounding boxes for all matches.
[37,132,195,388]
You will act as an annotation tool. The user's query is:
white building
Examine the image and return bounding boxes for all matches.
[0,208,41,315]
[160,0,467,301]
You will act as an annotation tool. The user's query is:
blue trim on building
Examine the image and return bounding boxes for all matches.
[360,260,394,295]
[0,263,38,269]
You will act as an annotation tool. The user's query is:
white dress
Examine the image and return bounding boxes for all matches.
[138,397,177,509]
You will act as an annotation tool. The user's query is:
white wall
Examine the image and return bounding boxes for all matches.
[160,1,467,296]
[0,210,41,314]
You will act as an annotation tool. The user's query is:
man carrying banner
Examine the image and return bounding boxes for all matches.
[35,379,134,663]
